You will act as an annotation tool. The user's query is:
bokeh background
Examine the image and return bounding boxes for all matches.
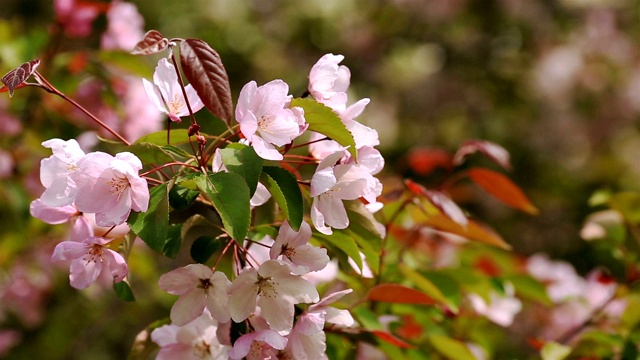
[2,0,640,358]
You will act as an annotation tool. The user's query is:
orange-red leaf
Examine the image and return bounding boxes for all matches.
[422,213,511,250]
[371,330,414,349]
[407,147,453,175]
[366,283,437,305]
[468,168,539,215]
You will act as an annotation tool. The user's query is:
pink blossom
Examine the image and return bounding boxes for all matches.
[39,138,86,207]
[0,330,20,357]
[283,290,354,360]
[468,282,522,327]
[119,76,165,142]
[71,151,149,227]
[54,0,101,38]
[51,236,128,289]
[228,329,287,360]
[236,80,306,160]
[310,150,380,235]
[158,264,231,326]
[151,310,229,360]
[0,150,13,179]
[143,58,205,122]
[228,260,319,333]
[100,1,145,51]
[29,199,93,241]
[269,221,329,275]
[308,54,350,107]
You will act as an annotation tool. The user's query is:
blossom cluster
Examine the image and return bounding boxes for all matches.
[139,53,379,359]
[25,49,384,359]
[31,139,149,289]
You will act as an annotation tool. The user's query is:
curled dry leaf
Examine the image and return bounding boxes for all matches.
[2,59,41,98]
[453,140,512,171]
[131,30,169,56]
[179,39,233,126]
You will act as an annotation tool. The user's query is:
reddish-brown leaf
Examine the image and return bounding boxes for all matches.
[370,330,414,349]
[2,59,40,97]
[468,167,539,215]
[405,179,467,227]
[453,140,512,170]
[422,213,512,249]
[131,30,169,55]
[179,39,233,125]
[366,283,437,305]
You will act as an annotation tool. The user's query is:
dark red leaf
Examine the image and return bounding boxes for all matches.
[179,39,233,126]
[370,330,414,349]
[453,140,512,170]
[2,59,40,98]
[131,30,169,55]
[366,284,437,305]
[468,168,539,215]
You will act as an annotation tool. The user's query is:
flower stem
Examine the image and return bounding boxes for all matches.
[33,71,131,146]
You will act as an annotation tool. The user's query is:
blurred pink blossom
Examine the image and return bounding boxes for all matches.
[101,1,145,51]
[54,0,102,38]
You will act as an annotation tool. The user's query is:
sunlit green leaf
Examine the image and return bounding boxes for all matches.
[194,172,250,243]
[290,98,357,161]
[128,183,170,254]
[428,334,477,360]
[220,143,263,197]
[541,341,571,360]
[260,166,303,231]
[314,230,362,271]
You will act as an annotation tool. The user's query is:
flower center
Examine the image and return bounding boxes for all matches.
[257,114,276,134]
[199,278,212,290]
[108,174,130,200]
[280,244,296,261]
[167,93,185,115]
[193,339,211,358]
[82,244,104,264]
[256,275,278,298]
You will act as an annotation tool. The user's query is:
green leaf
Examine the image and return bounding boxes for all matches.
[113,281,135,302]
[194,172,251,243]
[609,191,640,224]
[345,200,385,241]
[133,129,192,145]
[420,271,462,310]
[290,98,357,161]
[220,143,264,197]
[504,274,552,306]
[428,334,477,360]
[162,224,182,258]
[315,231,362,271]
[168,183,200,210]
[190,236,222,264]
[161,145,195,161]
[128,183,170,254]
[127,142,175,165]
[260,166,303,231]
[541,342,571,360]
[347,228,379,275]
[399,264,455,312]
